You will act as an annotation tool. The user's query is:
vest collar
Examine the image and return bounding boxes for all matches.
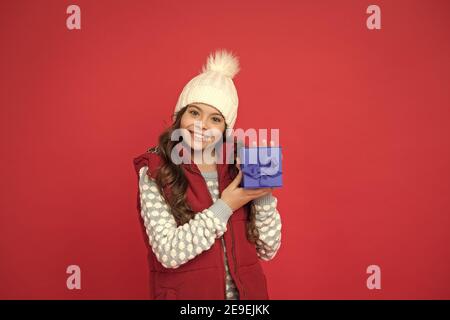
[180,141,235,183]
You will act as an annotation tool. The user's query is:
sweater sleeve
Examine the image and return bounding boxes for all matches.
[252,193,282,261]
[138,166,233,269]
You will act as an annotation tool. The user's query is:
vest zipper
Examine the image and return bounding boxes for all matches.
[188,163,245,299]
[228,220,245,299]
[189,165,228,299]
[220,237,227,299]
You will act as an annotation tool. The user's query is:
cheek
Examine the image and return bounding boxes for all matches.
[217,124,226,135]
[179,115,191,129]
[209,124,225,139]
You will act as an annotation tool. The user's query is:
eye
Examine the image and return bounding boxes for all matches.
[189,109,199,116]
[212,116,222,123]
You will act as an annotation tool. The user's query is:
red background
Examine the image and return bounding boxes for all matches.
[1,0,449,299]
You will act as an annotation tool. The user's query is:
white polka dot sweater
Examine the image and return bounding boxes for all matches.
[138,166,282,300]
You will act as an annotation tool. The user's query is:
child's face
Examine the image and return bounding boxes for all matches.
[180,103,226,151]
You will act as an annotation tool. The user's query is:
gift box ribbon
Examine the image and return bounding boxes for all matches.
[241,156,282,187]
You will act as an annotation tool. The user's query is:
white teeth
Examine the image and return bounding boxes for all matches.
[192,132,205,141]
[192,132,213,142]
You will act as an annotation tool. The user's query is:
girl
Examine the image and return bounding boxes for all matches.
[133,49,282,300]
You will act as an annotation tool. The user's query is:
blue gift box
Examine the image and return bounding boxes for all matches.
[239,146,283,189]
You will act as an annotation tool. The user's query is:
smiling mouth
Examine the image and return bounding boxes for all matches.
[189,130,213,142]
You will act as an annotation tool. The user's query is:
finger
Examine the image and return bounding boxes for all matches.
[270,140,275,147]
[249,190,272,200]
[244,188,272,197]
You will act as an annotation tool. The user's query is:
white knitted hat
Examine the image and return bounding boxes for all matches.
[174,49,240,129]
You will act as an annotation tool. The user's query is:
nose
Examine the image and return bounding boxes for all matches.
[194,118,208,131]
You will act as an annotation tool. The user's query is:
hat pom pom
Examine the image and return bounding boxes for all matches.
[201,49,240,79]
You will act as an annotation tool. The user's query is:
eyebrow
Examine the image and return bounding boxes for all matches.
[188,105,224,118]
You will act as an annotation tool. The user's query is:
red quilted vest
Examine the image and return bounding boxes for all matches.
[132,142,269,300]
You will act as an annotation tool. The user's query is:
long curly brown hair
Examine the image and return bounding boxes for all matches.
[152,105,259,244]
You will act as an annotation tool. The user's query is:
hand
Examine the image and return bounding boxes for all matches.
[220,139,275,212]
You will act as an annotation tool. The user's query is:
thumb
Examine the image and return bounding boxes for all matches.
[235,156,241,169]
[228,169,242,190]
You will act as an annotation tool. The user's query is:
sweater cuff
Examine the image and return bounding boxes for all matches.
[210,199,233,224]
[253,193,275,207]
